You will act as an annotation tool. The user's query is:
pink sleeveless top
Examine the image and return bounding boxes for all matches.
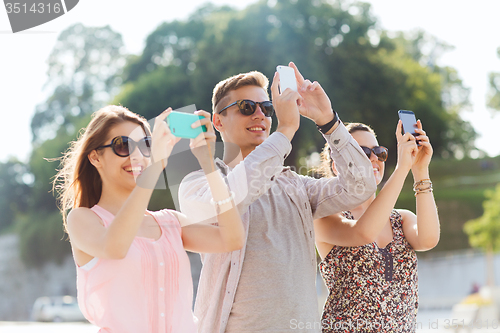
[75,205,197,333]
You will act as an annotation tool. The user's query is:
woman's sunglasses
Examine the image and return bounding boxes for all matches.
[360,146,388,162]
[97,136,152,158]
[218,99,274,117]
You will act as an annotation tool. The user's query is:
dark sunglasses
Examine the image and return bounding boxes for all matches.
[218,99,274,117]
[97,136,152,158]
[360,146,388,162]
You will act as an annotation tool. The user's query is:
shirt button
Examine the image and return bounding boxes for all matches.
[160,288,164,292]
[161,313,165,317]
[160,262,164,266]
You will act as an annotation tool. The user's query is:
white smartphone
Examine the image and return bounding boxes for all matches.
[398,110,420,145]
[276,65,297,93]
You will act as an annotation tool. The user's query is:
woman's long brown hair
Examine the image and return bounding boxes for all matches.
[53,105,150,232]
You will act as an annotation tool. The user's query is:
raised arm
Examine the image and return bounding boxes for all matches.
[315,121,418,247]
[180,111,245,253]
[300,122,377,219]
[399,120,440,251]
[288,61,376,217]
[178,130,292,225]
[67,108,180,260]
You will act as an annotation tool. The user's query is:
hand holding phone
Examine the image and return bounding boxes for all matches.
[166,111,207,139]
[398,110,420,146]
[276,65,298,93]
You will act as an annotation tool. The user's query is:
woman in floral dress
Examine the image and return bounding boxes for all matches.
[314,120,440,332]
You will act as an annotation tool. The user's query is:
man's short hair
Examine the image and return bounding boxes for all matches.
[212,71,269,113]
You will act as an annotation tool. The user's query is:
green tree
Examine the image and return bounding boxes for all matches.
[0,160,32,231]
[31,23,127,143]
[115,0,475,168]
[16,120,87,266]
[487,47,500,112]
[19,23,127,266]
[17,211,71,268]
[464,183,500,286]
[29,124,84,214]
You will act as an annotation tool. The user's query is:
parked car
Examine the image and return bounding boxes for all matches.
[31,295,87,322]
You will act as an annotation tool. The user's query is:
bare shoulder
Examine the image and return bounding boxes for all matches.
[395,209,416,223]
[315,212,356,230]
[68,207,97,221]
[169,210,191,227]
[315,212,344,225]
[66,207,102,231]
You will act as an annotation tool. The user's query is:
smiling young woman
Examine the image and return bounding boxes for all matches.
[53,105,244,333]
[314,121,440,333]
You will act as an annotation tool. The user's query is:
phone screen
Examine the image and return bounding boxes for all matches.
[398,110,421,146]
[398,110,417,135]
[166,112,206,139]
[276,65,297,93]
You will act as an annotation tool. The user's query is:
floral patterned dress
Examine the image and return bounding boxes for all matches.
[319,210,418,333]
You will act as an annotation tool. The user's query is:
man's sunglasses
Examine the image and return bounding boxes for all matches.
[360,146,388,162]
[218,99,274,117]
[97,136,152,157]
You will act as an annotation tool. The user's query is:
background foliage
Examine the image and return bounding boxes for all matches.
[464,183,500,253]
[488,47,500,113]
[0,0,497,266]
[115,0,476,165]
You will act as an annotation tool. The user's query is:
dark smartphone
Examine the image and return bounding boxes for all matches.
[166,111,207,139]
[398,110,420,146]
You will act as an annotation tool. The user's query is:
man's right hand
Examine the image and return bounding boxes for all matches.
[189,110,217,173]
[270,71,302,142]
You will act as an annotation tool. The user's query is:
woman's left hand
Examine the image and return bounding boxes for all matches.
[395,120,418,172]
[412,120,433,173]
[151,108,181,164]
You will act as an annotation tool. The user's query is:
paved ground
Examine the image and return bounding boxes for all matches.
[2,321,500,332]
[1,322,499,333]
[0,322,98,332]
[2,309,500,332]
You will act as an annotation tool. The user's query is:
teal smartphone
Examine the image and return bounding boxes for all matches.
[166,111,207,139]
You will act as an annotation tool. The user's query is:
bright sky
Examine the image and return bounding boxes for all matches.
[1,0,499,163]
